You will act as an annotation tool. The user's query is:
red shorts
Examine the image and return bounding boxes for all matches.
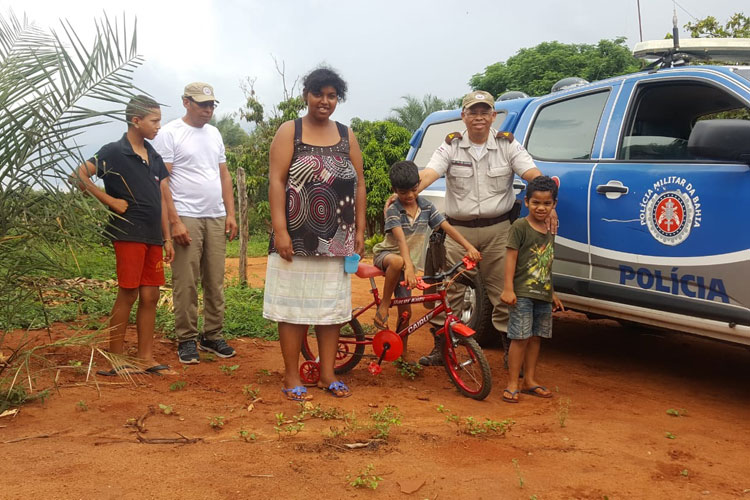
[113,241,165,289]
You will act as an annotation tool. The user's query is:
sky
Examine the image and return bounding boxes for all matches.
[1,0,745,156]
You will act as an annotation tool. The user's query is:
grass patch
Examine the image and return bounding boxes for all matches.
[1,237,273,340]
[225,233,270,258]
[223,283,277,340]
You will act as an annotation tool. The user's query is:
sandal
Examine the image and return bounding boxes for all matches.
[96,365,143,377]
[144,364,175,375]
[373,310,389,330]
[521,385,553,398]
[281,385,313,402]
[502,389,520,403]
[320,381,352,398]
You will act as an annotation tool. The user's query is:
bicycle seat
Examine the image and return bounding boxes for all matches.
[355,263,384,278]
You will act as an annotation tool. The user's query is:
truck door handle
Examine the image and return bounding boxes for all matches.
[513,181,526,191]
[596,180,629,200]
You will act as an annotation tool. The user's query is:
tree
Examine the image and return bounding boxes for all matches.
[389,94,461,133]
[685,12,750,38]
[211,114,249,148]
[469,38,641,97]
[228,71,305,234]
[1,12,142,406]
[350,119,411,235]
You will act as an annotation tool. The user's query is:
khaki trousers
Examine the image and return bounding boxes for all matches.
[171,216,227,342]
[431,220,510,333]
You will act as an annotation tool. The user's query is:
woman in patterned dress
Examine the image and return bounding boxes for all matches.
[263,67,366,400]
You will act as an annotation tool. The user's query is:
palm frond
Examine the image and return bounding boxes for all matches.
[0,11,144,334]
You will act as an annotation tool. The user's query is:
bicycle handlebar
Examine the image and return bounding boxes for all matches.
[400,257,477,290]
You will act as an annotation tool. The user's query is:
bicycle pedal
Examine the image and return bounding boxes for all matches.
[368,362,382,375]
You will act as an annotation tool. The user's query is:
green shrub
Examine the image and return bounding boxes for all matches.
[223,284,277,340]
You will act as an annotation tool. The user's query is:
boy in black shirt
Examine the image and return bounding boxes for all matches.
[73,95,173,375]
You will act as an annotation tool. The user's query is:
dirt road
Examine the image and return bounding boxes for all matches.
[2,257,749,499]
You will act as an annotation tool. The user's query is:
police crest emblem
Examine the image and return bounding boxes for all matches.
[639,176,702,246]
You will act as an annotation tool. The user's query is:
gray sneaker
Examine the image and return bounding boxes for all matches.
[177,341,200,364]
[418,346,444,366]
[198,337,236,358]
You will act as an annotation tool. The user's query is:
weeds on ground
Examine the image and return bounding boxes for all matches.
[666,408,687,417]
[67,360,85,375]
[274,412,304,439]
[76,400,88,411]
[158,404,174,416]
[392,357,422,380]
[512,458,525,488]
[326,411,361,438]
[238,429,257,442]
[256,369,272,384]
[1,332,101,412]
[680,469,689,477]
[299,402,344,420]
[347,464,383,490]
[169,381,187,391]
[665,432,676,439]
[225,235,270,259]
[220,364,239,376]
[370,405,402,439]
[437,405,514,437]
[223,283,278,340]
[208,416,226,429]
[557,397,571,428]
[242,384,260,399]
[1,385,49,412]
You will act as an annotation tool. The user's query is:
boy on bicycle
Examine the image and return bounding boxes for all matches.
[500,176,564,403]
[372,161,480,358]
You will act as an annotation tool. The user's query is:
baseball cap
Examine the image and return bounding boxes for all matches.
[183,82,219,103]
[462,90,495,109]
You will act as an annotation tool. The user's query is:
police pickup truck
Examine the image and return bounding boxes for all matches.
[408,39,750,347]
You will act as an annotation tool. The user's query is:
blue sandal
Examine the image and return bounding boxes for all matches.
[281,385,312,402]
[320,381,352,398]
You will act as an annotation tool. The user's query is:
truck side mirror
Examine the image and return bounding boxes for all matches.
[688,119,750,164]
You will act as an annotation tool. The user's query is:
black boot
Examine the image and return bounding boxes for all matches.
[418,331,444,366]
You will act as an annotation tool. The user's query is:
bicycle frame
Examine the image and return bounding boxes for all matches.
[300,258,491,399]
[351,273,474,345]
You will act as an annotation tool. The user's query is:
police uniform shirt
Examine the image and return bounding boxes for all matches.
[424,128,537,220]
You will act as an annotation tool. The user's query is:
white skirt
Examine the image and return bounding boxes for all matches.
[263,253,352,325]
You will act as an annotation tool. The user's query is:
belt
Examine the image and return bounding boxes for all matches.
[446,212,510,228]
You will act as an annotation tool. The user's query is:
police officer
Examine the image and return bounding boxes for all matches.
[416,90,548,366]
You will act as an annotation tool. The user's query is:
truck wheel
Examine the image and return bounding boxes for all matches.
[424,246,497,347]
[454,272,496,347]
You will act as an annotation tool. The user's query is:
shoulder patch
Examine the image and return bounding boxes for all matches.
[445,132,463,144]
[496,131,514,142]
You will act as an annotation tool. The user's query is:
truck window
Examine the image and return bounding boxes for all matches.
[526,91,610,161]
[412,113,507,169]
[619,81,749,161]
[734,68,750,83]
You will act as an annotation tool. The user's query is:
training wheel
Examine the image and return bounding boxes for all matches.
[300,360,321,384]
[372,329,403,362]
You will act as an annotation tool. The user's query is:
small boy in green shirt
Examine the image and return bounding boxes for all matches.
[500,176,564,403]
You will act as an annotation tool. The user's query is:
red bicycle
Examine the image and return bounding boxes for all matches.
[300,257,492,400]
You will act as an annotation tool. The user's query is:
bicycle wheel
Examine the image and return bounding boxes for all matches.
[442,333,492,400]
[301,318,366,374]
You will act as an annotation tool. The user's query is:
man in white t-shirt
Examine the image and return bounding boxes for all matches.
[152,82,238,364]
